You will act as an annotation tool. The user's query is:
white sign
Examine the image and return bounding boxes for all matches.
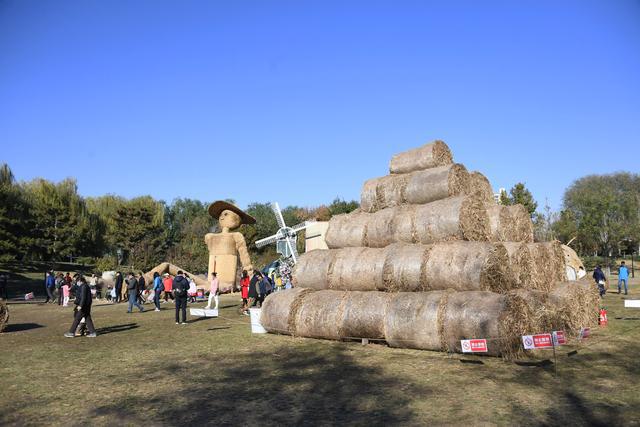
[624,300,640,308]
[522,334,554,350]
[461,339,488,353]
[189,308,218,317]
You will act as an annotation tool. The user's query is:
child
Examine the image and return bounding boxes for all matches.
[62,281,70,307]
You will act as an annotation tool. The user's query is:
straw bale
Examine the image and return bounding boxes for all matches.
[293,249,335,290]
[325,212,369,249]
[548,281,599,333]
[502,242,535,289]
[340,291,393,339]
[466,171,494,203]
[442,291,534,358]
[328,247,386,291]
[423,242,512,292]
[486,204,514,241]
[384,291,446,350]
[366,207,397,248]
[526,243,553,292]
[389,140,453,174]
[360,164,469,213]
[293,290,348,340]
[0,302,8,333]
[413,195,490,244]
[538,241,566,283]
[505,204,534,243]
[508,288,553,332]
[260,288,313,335]
[391,205,418,244]
[382,244,431,292]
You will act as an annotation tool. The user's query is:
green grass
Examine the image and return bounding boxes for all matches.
[1,278,640,425]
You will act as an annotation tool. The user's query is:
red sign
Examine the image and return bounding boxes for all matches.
[580,327,591,339]
[522,333,554,350]
[553,331,566,346]
[461,339,488,353]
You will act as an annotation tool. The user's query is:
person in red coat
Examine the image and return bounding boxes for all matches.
[240,270,250,315]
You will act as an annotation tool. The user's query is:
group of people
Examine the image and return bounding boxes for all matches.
[44,271,103,306]
[592,261,631,297]
[238,269,292,315]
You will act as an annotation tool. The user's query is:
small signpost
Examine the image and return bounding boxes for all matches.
[461,339,488,353]
[552,331,567,346]
[522,333,554,350]
[579,327,591,340]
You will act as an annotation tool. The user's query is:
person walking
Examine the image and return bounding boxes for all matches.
[45,271,55,303]
[137,272,146,304]
[257,274,269,307]
[205,272,219,310]
[126,273,144,313]
[61,280,70,307]
[114,272,123,303]
[173,271,189,324]
[593,265,607,297]
[163,273,174,302]
[64,276,97,338]
[618,261,630,295]
[248,272,260,308]
[240,270,250,315]
[152,272,163,311]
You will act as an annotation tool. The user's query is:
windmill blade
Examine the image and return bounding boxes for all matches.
[286,237,298,263]
[255,234,279,248]
[271,202,286,228]
[291,220,315,233]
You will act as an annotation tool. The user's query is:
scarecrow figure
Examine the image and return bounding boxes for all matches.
[205,201,256,292]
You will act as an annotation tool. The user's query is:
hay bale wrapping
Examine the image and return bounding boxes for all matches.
[0,302,8,333]
[466,171,494,203]
[486,204,514,241]
[325,212,369,249]
[361,164,469,213]
[502,242,534,289]
[389,140,453,174]
[547,281,599,333]
[261,288,313,335]
[384,291,446,351]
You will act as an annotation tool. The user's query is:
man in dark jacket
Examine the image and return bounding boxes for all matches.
[593,265,607,297]
[64,276,97,338]
[45,271,55,303]
[114,272,124,303]
[137,272,146,304]
[173,271,189,324]
[126,272,144,313]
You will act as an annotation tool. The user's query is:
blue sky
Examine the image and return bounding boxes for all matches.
[1,1,638,211]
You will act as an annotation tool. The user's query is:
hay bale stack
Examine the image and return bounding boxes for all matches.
[539,241,568,283]
[0,302,8,333]
[547,281,599,333]
[486,204,514,241]
[466,171,494,203]
[509,289,553,332]
[293,290,348,340]
[505,204,534,243]
[389,140,453,174]
[340,291,393,339]
[526,243,553,292]
[502,242,534,289]
[423,242,513,292]
[384,291,447,351]
[361,164,469,213]
[441,291,533,357]
[292,242,512,293]
[325,212,369,248]
[261,288,313,335]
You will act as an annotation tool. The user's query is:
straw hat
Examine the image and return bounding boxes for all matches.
[208,200,256,225]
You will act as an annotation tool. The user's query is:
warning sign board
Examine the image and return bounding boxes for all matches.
[461,339,488,353]
[522,333,554,350]
[579,327,591,339]
[552,331,566,346]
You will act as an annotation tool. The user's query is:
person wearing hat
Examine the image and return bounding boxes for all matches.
[204,201,256,292]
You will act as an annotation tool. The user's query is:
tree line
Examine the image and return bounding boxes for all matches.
[1,162,637,271]
[0,164,358,272]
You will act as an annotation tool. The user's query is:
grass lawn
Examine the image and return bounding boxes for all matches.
[1,279,639,425]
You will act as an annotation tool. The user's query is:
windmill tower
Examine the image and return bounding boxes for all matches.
[254,202,315,264]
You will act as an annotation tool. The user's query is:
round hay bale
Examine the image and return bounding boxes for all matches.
[340,291,393,339]
[526,243,553,292]
[486,204,514,241]
[442,291,534,358]
[505,204,534,243]
[361,164,469,213]
[539,241,567,283]
[325,212,369,248]
[389,140,453,174]
[423,242,512,292]
[384,291,446,350]
[261,288,313,335]
[391,205,418,244]
[328,247,386,291]
[365,207,397,248]
[293,250,335,290]
[0,302,8,333]
[502,242,535,288]
[382,244,432,292]
[508,288,553,332]
[293,290,348,340]
[548,281,599,333]
[414,195,490,244]
[466,171,494,203]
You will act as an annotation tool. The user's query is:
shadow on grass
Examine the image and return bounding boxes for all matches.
[95,323,139,335]
[2,323,44,333]
[90,345,427,425]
